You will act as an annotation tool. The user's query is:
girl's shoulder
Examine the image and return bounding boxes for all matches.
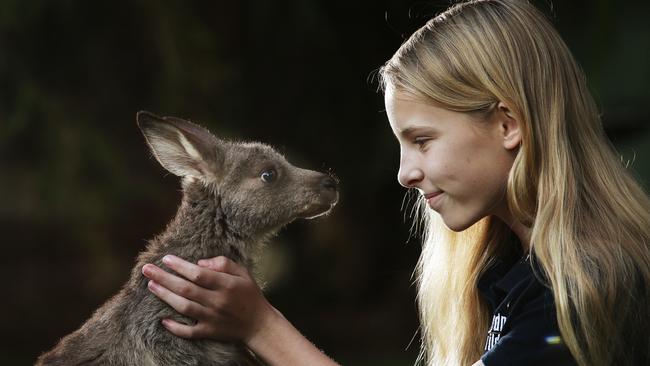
[478,254,577,366]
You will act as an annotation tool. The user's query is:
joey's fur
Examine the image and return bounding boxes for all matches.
[36,111,338,366]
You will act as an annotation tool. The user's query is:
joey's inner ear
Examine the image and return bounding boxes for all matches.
[495,102,522,150]
[136,111,224,180]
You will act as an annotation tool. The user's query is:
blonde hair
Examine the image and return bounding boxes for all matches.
[379,1,650,365]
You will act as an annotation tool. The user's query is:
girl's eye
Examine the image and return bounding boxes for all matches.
[413,137,431,148]
[260,169,277,183]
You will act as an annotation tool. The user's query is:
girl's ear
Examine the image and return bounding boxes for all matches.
[496,101,522,150]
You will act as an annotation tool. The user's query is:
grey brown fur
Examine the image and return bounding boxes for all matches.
[36,111,338,366]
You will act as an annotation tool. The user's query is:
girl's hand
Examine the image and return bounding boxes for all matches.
[141,255,276,344]
[143,255,339,366]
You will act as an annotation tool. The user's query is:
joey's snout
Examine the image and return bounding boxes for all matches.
[320,176,338,201]
[321,176,337,191]
[299,173,339,219]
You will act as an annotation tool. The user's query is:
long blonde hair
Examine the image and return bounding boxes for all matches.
[379,1,650,365]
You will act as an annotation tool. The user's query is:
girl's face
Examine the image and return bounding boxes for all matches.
[385,88,521,231]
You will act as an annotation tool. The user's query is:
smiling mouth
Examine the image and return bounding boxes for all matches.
[424,191,443,200]
[424,191,444,209]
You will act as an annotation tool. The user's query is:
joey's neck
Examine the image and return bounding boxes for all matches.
[157,182,255,266]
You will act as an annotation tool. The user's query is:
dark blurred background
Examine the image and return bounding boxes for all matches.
[1,0,648,365]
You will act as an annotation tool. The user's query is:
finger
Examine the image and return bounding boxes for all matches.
[162,255,230,289]
[161,318,208,339]
[147,280,209,320]
[142,264,209,304]
[197,256,248,278]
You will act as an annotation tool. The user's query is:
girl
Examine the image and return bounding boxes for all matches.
[141,0,650,365]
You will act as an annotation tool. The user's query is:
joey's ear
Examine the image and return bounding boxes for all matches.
[136,111,224,180]
[496,102,522,150]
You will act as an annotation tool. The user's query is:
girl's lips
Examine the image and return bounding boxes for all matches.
[424,191,443,200]
[425,191,444,208]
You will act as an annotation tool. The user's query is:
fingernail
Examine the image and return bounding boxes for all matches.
[197,259,207,266]
[161,318,171,328]
[147,280,158,291]
[162,255,175,265]
[142,264,152,276]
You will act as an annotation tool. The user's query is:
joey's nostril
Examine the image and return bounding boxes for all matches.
[321,176,337,191]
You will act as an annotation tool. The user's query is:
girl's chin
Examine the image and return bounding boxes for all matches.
[443,220,473,232]
[439,212,482,232]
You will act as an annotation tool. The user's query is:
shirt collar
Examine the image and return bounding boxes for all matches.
[493,254,532,294]
[477,234,527,308]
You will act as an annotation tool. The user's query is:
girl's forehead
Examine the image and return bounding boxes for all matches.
[386,91,452,128]
[385,89,424,118]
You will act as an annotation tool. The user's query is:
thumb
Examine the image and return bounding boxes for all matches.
[197,256,249,278]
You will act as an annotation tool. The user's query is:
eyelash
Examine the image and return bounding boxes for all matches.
[413,137,431,149]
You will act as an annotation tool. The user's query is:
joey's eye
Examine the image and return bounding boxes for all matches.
[260,169,277,183]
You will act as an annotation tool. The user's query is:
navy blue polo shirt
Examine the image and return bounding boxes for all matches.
[478,246,577,365]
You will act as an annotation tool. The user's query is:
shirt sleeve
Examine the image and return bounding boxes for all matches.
[481,286,577,366]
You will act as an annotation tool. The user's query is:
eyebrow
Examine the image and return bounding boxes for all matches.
[399,125,435,138]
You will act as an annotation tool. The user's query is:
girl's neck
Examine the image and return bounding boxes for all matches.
[493,206,531,253]
[508,220,531,253]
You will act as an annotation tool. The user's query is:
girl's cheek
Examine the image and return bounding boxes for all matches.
[436,162,457,182]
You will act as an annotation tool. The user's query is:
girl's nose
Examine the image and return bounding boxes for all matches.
[397,162,424,188]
